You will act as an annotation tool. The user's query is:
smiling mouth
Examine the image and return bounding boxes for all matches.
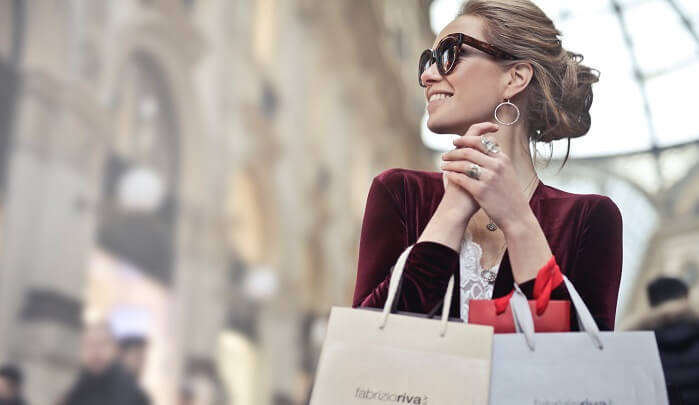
[428,93,453,102]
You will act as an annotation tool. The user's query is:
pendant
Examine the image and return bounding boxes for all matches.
[486,221,498,231]
[480,269,497,284]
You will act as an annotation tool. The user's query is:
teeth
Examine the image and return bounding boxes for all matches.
[429,93,453,102]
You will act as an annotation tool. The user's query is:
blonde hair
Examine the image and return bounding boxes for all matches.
[459,0,599,167]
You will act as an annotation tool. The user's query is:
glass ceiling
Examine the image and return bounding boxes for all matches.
[424,0,699,158]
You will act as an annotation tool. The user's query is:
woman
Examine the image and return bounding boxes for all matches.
[352,0,623,331]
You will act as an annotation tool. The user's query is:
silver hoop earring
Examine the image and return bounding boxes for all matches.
[494,98,520,126]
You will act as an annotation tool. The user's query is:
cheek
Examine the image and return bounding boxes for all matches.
[450,64,500,114]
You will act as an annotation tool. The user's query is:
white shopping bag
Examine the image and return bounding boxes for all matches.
[309,245,495,405]
[490,276,669,404]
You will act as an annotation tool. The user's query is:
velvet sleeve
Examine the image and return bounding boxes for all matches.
[515,197,622,331]
[351,174,459,314]
[516,197,623,331]
[566,197,623,330]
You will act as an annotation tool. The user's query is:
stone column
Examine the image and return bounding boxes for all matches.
[0,72,110,404]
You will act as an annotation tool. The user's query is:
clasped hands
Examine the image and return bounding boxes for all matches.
[439,121,532,233]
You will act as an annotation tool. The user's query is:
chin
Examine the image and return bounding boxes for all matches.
[426,116,465,135]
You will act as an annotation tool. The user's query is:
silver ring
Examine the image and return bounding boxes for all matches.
[486,142,500,154]
[480,136,500,154]
[466,163,481,180]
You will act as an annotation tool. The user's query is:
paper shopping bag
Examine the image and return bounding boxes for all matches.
[488,277,669,404]
[309,245,495,405]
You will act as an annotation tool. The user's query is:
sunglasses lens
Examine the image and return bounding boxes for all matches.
[418,50,433,86]
[437,39,459,73]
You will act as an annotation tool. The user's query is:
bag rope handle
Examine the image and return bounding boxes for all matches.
[493,255,563,316]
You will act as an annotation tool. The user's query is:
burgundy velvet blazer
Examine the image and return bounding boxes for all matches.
[352,168,623,331]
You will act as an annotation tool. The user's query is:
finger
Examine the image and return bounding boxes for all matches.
[445,170,484,198]
[463,122,499,138]
[441,144,497,168]
[440,161,492,181]
[454,123,500,154]
[453,133,492,154]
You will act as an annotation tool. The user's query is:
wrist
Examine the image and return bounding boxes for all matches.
[502,210,538,242]
[437,200,474,227]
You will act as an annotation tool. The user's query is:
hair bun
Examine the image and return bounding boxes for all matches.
[544,51,600,141]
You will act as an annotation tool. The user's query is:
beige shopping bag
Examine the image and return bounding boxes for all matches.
[309,245,494,405]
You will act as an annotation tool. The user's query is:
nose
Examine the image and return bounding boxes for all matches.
[420,59,442,88]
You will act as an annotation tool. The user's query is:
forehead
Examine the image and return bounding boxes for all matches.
[432,15,485,48]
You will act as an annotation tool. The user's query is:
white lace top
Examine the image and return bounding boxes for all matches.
[459,230,503,322]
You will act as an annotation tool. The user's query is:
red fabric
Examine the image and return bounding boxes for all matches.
[533,255,564,315]
[352,168,623,331]
[493,255,564,315]
[468,299,570,333]
[493,290,515,315]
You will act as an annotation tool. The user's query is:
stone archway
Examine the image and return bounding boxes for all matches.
[97,50,180,284]
[85,48,183,405]
[0,10,233,403]
[101,18,231,404]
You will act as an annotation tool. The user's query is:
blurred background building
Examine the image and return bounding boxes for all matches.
[0,0,696,404]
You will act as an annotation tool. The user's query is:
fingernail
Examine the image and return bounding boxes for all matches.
[440,162,447,169]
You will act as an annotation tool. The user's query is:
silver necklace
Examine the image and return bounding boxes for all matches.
[486,173,539,232]
[479,243,507,284]
[479,173,539,284]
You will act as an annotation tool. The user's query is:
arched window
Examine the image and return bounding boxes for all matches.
[97,51,179,284]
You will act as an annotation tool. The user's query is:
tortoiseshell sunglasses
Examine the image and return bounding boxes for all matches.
[418,33,518,87]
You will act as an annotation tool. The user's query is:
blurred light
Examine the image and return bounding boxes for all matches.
[646,61,699,147]
[550,11,652,158]
[109,307,151,339]
[139,96,159,119]
[218,331,257,405]
[677,0,699,16]
[624,1,698,74]
[242,267,279,302]
[83,307,104,325]
[117,166,165,213]
[429,0,463,34]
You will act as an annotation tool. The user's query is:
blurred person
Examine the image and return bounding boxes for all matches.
[118,336,148,380]
[272,392,294,405]
[353,0,622,332]
[188,374,218,405]
[0,364,27,405]
[61,322,151,405]
[177,385,194,405]
[630,277,699,404]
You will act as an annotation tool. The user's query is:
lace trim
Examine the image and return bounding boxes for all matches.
[459,230,502,322]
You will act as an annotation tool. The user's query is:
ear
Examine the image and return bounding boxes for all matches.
[502,61,533,100]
